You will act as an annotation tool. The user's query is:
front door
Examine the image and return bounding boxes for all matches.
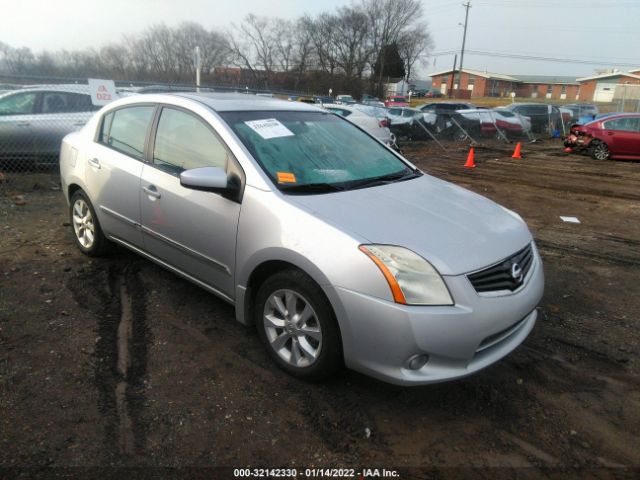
[139,106,241,299]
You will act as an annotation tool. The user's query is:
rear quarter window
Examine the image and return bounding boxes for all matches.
[99,106,155,159]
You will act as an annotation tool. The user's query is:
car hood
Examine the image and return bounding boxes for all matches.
[287,175,532,275]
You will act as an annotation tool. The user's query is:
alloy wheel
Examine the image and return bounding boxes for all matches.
[593,142,609,160]
[263,289,322,368]
[72,198,95,249]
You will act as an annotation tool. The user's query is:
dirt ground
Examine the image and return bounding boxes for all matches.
[1,140,639,478]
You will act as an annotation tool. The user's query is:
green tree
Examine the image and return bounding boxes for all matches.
[373,42,405,79]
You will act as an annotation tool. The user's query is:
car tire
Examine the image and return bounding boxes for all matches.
[591,140,610,160]
[69,190,110,256]
[254,269,342,381]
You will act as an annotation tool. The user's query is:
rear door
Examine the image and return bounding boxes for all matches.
[139,106,242,299]
[602,117,640,156]
[84,105,155,246]
[32,91,95,155]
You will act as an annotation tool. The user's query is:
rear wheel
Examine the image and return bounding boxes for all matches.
[254,269,342,380]
[591,141,610,160]
[70,190,110,256]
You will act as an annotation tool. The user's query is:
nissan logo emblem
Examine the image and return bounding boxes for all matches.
[511,262,523,281]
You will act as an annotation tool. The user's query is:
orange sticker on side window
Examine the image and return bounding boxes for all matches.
[277,172,296,183]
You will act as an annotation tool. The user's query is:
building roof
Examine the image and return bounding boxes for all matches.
[427,68,518,81]
[510,75,579,85]
[576,71,640,82]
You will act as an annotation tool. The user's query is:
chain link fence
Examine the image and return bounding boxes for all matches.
[0,74,628,179]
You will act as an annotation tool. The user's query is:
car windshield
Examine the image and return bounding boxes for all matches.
[220,110,417,193]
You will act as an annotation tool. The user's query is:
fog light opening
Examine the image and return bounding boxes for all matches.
[406,354,429,371]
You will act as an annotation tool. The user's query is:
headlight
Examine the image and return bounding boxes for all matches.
[359,245,453,305]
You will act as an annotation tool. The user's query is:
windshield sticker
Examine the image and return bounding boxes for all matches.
[244,119,294,140]
[277,172,297,183]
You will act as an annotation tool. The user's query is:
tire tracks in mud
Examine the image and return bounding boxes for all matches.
[67,260,150,460]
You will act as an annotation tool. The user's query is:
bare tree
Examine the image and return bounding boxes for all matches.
[308,13,339,75]
[398,25,433,81]
[362,0,424,93]
[273,19,295,72]
[333,6,371,78]
[229,14,278,86]
[1,45,35,74]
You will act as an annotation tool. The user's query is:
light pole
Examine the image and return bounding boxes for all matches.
[194,46,201,93]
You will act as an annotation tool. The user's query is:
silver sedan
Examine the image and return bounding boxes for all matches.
[60,93,544,385]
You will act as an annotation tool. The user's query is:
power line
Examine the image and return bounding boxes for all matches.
[430,49,640,67]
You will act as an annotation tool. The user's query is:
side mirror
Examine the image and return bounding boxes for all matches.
[180,166,229,193]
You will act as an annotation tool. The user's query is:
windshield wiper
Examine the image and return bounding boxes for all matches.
[279,182,346,195]
[346,169,422,190]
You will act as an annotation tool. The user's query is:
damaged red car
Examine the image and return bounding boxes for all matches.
[564,113,640,160]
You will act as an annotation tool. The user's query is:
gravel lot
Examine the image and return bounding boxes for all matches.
[1,140,639,478]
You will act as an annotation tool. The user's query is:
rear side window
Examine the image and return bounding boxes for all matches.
[326,108,352,117]
[152,107,229,174]
[603,117,640,132]
[100,106,154,159]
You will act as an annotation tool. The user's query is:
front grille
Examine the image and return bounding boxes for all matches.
[468,243,534,293]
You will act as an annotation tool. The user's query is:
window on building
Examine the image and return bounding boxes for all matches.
[467,75,475,86]
[547,85,553,94]
[561,85,567,94]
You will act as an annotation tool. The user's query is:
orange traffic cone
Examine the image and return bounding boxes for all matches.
[464,147,476,168]
[512,142,522,159]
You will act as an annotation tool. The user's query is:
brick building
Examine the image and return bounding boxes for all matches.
[429,69,519,98]
[510,75,580,100]
[575,71,640,102]
[428,68,580,100]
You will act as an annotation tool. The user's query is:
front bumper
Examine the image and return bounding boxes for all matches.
[325,245,544,385]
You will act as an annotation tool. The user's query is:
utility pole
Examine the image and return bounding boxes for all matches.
[457,1,471,98]
[448,54,457,99]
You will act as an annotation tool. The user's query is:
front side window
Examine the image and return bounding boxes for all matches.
[221,111,418,193]
[153,107,229,173]
[100,106,154,159]
[0,92,37,115]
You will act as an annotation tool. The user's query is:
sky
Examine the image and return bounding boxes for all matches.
[1,0,639,79]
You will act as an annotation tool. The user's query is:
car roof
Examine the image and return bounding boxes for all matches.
[173,92,322,112]
[1,84,91,94]
[596,113,640,120]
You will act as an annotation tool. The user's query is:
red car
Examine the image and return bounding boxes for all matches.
[385,96,409,107]
[563,113,640,160]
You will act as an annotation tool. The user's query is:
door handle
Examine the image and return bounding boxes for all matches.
[143,185,161,199]
[88,158,101,169]
[606,131,614,136]
[17,121,30,127]
[73,121,87,126]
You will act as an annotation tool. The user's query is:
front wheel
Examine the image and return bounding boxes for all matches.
[254,269,342,381]
[591,140,610,160]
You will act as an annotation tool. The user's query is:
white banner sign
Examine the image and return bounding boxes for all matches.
[88,78,117,106]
